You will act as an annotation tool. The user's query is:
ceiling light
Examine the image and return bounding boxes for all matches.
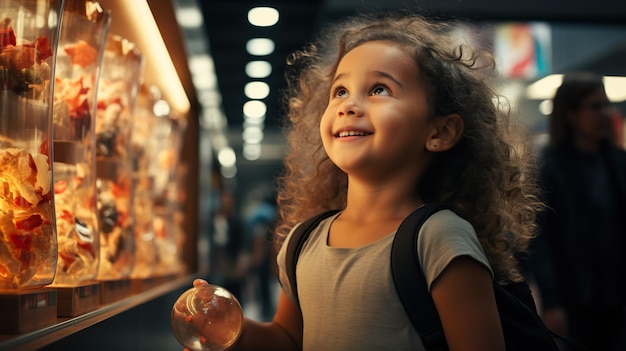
[243,143,262,161]
[538,99,553,116]
[188,54,214,75]
[198,90,222,107]
[242,126,264,144]
[217,147,237,168]
[245,81,270,99]
[248,7,279,27]
[246,60,272,78]
[243,100,267,118]
[246,38,275,56]
[176,7,203,28]
[525,74,563,100]
[526,74,626,102]
[604,76,626,101]
[192,72,217,90]
[244,114,265,124]
[221,165,237,179]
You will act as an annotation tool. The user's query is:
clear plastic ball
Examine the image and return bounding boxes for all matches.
[171,284,244,351]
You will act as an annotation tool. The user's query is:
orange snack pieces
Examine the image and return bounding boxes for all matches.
[64,40,97,68]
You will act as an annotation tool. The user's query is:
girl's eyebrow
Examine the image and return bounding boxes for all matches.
[332,71,404,88]
[373,71,404,88]
[331,72,347,85]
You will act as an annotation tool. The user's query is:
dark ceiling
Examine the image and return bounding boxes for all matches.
[199,0,626,137]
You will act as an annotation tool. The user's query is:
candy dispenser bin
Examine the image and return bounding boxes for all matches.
[94,34,141,302]
[0,0,64,333]
[49,0,110,317]
[151,104,187,277]
[129,83,158,286]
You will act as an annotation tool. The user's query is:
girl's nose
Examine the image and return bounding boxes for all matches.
[338,98,364,117]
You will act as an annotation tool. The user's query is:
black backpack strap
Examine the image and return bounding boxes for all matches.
[285,210,341,305]
[391,203,449,351]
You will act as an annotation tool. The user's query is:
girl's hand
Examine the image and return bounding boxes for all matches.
[193,278,209,287]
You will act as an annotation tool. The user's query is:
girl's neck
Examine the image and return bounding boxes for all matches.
[342,180,423,222]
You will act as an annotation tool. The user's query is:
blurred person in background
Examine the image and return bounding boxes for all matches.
[525,72,626,350]
[242,189,278,322]
[209,190,248,299]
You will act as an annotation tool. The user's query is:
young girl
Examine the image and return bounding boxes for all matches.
[192,11,541,351]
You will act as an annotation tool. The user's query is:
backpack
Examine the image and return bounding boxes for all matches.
[285,203,586,351]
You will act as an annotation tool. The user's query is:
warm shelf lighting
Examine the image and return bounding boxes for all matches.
[104,0,191,114]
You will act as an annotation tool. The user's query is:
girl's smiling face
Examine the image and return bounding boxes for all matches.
[320,40,435,181]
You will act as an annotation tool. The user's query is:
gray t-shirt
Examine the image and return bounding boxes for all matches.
[276,209,492,351]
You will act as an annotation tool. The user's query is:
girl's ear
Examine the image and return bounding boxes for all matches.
[425,114,464,152]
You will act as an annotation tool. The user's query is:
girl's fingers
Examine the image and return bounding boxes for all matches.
[193,278,209,287]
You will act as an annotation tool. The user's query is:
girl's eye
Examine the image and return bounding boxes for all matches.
[332,86,348,98]
[371,85,390,96]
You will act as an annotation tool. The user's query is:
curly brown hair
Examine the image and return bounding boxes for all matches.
[275,11,542,283]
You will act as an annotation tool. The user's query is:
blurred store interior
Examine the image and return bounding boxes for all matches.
[2,0,624,350]
[189,0,626,326]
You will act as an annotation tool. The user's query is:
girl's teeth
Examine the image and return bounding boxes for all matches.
[339,131,366,137]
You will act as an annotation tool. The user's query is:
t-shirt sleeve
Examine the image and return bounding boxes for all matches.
[417,209,493,291]
[276,223,298,302]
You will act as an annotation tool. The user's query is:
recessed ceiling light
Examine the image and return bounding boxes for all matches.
[243,126,264,144]
[246,38,275,56]
[246,61,272,78]
[243,143,262,161]
[217,146,237,168]
[245,81,270,100]
[243,100,267,118]
[248,7,279,27]
[176,7,203,28]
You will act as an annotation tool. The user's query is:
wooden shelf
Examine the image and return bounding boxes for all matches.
[0,275,194,351]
